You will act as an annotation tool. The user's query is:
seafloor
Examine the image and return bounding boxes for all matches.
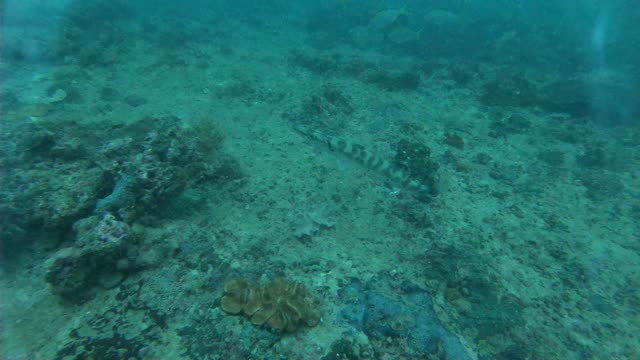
[1,2,639,360]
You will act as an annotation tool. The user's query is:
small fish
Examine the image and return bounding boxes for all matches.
[387,26,422,44]
[368,7,408,30]
[423,9,461,28]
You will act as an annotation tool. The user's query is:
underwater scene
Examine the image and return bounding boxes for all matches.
[1,0,639,359]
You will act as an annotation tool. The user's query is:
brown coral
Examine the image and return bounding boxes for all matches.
[220,277,320,332]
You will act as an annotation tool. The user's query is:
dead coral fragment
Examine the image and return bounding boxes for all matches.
[220,277,320,332]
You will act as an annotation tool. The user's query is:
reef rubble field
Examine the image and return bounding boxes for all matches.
[1,3,639,360]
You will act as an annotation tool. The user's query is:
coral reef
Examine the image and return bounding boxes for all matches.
[392,139,439,197]
[538,78,591,117]
[364,68,421,91]
[289,50,421,91]
[95,115,229,221]
[444,131,465,149]
[220,277,321,332]
[302,85,355,118]
[480,74,540,108]
[576,145,607,168]
[337,274,473,359]
[283,85,355,134]
[0,120,108,243]
[489,113,532,138]
[45,213,133,297]
[1,113,243,299]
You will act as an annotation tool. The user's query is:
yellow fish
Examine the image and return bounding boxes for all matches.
[368,7,408,30]
[387,26,422,44]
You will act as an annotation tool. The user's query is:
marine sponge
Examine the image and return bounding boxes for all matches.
[220,277,320,332]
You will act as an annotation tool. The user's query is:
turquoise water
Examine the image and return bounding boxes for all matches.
[1,1,639,359]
